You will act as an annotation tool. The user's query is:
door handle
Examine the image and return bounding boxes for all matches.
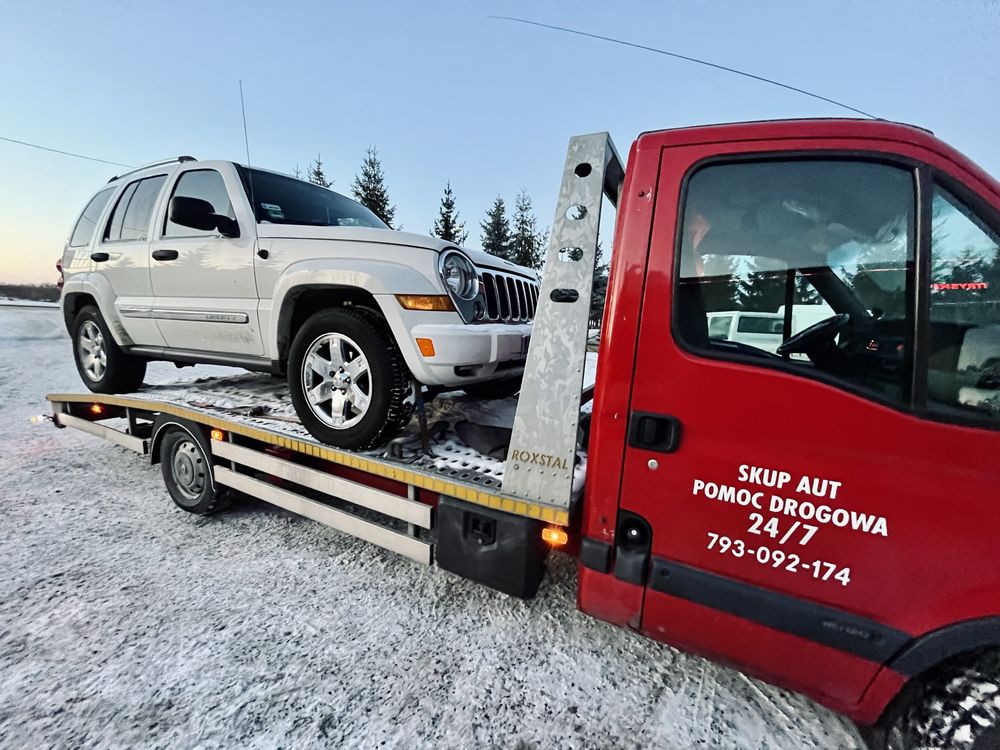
[152,249,179,261]
[90,252,109,263]
[628,411,682,453]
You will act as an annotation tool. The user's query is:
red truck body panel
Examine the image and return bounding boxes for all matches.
[579,119,1000,724]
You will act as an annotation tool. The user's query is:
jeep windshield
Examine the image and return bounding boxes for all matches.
[237,167,388,229]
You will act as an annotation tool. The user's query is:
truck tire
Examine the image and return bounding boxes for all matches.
[462,376,522,399]
[72,305,146,393]
[288,308,410,450]
[159,427,224,514]
[879,652,1000,750]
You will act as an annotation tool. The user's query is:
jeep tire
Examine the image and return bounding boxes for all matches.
[72,305,146,393]
[288,308,411,450]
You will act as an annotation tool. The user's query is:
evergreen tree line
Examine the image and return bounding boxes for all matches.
[291,151,548,270]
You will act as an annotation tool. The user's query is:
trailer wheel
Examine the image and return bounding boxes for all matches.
[72,305,146,393]
[877,651,1000,750]
[288,308,410,450]
[160,428,223,514]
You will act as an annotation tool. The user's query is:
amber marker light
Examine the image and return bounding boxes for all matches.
[542,527,569,547]
[89,404,104,415]
[395,294,455,312]
[416,338,436,357]
[210,429,225,441]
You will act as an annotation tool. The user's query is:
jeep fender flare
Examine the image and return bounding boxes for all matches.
[61,274,134,347]
[267,259,443,362]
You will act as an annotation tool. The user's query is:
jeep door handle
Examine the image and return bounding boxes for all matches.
[90,252,109,263]
[152,249,179,261]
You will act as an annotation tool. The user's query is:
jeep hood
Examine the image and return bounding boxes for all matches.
[256,225,537,279]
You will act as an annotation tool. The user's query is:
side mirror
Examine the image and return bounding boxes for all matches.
[169,196,239,238]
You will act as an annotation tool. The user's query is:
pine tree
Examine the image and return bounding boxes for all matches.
[431,181,468,244]
[292,164,303,180]
[509,189,545,269]
[351,146,396,228]
[307,154,331,187]
[590,240,609,327]
[480,196,512,260]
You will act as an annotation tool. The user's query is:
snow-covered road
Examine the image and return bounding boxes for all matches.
[0,306,864,749]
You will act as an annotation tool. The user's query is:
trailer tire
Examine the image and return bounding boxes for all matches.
[160,427,224,515]
[876,651,1000,750]
[288,308,410,450]
[72,305,146,393]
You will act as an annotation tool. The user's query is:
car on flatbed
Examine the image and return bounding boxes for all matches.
[59,159,539,449]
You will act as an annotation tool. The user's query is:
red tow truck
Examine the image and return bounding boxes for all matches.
[50,119,1000,749]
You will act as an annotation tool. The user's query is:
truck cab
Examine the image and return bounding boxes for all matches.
[578,120,1000,728]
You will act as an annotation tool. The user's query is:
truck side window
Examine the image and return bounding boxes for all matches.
[675,159,915,406]
[104,175,167,242]
[164,170,235,238]
[927,186,1000,422]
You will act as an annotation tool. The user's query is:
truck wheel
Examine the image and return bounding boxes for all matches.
[72,305,146,393]
[463,376,522,399]
[288,308,410,450]
[160,427,224,514]
[879,652,1000,750]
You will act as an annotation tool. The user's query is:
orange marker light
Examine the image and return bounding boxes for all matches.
[89,404,104,415]
[210,429,225,441]
[541,527,569,547]
[416,338,436,357]
[395,294,455,312]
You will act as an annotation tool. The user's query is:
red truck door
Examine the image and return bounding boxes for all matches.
[587,122,1000,718]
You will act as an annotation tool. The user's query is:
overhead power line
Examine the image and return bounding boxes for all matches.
[488,16,878,120]
[0,135,133,168]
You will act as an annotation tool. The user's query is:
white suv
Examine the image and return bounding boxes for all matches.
[60,157,539,448]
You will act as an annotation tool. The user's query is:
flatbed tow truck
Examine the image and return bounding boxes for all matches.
[47,122,1000,749]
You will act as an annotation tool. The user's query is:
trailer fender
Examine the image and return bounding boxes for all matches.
[149,415,217,493]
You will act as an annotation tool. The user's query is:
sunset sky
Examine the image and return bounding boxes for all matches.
[2,0,998,284]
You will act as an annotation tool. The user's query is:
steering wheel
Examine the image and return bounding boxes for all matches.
[776,313,851,356]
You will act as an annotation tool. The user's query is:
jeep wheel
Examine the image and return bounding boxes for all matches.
[875,651,1000,750]
[288,308,410,450]
[72,305,146,393]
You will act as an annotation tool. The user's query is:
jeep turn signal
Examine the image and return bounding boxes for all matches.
[542,527,569,547]
[416,338,436,357]
[395,294,455,312]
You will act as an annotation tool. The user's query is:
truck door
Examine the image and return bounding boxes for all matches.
[148,165,263,356]
[606,133,1000,712]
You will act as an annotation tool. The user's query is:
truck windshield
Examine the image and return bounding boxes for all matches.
[237,167,388,229]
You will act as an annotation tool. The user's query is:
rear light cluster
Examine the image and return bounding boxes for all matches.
[56,258,64,289]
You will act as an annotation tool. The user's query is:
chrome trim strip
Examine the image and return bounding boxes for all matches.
[119,308,248,324]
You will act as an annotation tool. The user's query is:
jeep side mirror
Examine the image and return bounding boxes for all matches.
[169,196,239,238]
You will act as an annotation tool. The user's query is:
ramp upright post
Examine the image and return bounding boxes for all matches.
[503,132,623,510]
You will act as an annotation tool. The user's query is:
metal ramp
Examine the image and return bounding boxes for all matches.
[503,132,623,510]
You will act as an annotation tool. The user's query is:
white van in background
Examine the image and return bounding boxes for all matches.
[707,304,835,355]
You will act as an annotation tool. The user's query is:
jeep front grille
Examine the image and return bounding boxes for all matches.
[479,272,539,323]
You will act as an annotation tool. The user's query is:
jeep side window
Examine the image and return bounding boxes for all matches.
[104,175,166,242]
[675,158,915,406]
[69,187,114,247]
[927,186,1000,422]
[164,170,235,238]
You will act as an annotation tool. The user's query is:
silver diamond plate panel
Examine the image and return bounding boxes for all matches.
[503,133,622,509]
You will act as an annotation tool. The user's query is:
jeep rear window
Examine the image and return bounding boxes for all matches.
[69,187,114,247]
[237,167,387,229]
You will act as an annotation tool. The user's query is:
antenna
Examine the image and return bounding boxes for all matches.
[488,16,878,120]
[239,80,256,214]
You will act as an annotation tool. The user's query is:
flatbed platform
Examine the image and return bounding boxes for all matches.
[46,372,588,528]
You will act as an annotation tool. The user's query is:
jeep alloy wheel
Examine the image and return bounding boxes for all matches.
[288,308,412,450]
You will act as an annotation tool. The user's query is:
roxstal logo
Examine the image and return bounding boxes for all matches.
[510,449,570,470]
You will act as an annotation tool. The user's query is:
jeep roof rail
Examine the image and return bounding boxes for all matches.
[108,156,196,183]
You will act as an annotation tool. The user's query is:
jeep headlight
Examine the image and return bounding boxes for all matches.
[439,251,479,301]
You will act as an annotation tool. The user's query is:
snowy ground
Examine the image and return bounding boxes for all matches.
[0,306,864,749]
